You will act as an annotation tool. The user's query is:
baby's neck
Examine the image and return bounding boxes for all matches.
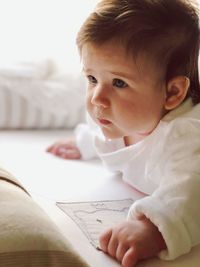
[124,132,151,146]
[123,136,141,146]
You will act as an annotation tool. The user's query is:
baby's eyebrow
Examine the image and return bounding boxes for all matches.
[111,71,137,82]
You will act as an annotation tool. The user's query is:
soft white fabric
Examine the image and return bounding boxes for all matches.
[0,60,86,129]
[75,115,101,160]
[75,98,200,261]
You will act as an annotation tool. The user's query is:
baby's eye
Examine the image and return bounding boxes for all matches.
[87,75,97,84]
[113,78,128,88]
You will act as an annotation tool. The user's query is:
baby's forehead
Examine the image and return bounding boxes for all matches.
[82,41,164,83]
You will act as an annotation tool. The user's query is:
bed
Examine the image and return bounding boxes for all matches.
[0,129,199,267]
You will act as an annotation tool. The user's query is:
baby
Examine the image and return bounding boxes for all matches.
[47,0,200,266]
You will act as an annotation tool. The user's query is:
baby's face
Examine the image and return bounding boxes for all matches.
[82,41,167,144]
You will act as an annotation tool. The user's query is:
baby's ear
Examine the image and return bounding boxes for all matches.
[164,76,190,110]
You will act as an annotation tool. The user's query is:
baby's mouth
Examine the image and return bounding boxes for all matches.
[97,118,111,125]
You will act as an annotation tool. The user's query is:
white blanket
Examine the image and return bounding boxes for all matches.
[0,61,86,129]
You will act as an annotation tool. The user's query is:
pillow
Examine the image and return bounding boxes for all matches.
[0,169,88,267]
[0,60,86,129]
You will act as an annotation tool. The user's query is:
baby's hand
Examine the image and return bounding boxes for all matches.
[99,216,166,267]
[46,138,81,160]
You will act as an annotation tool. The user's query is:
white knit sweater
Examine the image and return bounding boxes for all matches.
[75,99,200,260]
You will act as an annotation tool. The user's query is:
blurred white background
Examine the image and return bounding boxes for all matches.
[0,0,199,74]
[0,0,98,73]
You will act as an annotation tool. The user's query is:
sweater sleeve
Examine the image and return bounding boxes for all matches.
[75,122,99,160]
[128,118,200,260]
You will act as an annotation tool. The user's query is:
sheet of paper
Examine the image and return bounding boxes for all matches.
[56,198,134,249]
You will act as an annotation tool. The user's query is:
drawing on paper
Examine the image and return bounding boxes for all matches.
[56,198,133,249]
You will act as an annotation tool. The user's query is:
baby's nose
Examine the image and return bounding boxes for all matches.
[91,85,110,108]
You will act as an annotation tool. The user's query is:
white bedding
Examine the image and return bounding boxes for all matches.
[0,130,199,267]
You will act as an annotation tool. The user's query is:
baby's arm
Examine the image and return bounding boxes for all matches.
[99,215,166,267]
[46,122,98,160]
[112,119,200,264]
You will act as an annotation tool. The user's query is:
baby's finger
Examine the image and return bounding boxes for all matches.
[59,149,81,159]
[46,144,55,152]
[48,146,60,154]
[116,243,129,263]
[51,145,64,155]
[107,233,119,258]
[99,228,112,252]
[122,247,138,267]
[46,142,70,154]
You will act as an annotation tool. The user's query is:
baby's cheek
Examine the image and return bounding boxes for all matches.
[85,94,92,111]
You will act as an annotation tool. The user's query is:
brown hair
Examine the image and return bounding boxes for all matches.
[77,0,200,104]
